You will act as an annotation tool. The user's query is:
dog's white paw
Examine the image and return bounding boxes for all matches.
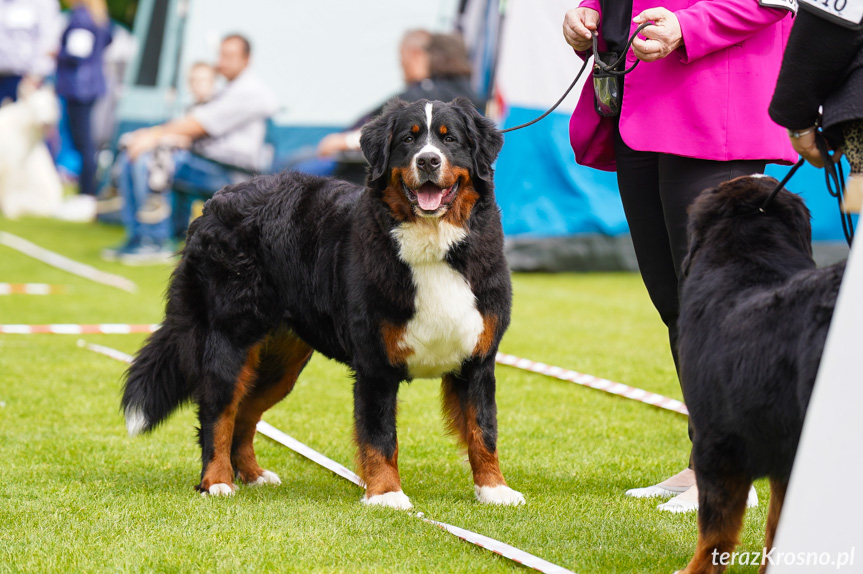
[203,483,237,497]
[361,490,413,510]
[475,484,526,506]
[249,469,281,486]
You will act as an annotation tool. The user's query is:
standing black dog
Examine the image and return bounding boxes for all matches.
[121,98,525,509]
[676,176,845,573]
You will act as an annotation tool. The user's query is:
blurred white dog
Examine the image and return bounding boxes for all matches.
[0,86,64,219]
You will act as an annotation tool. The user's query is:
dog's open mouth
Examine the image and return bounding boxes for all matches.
[402,180,459,213]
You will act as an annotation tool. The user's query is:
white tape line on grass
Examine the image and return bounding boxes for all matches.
[0,231,137,293]
[255,421,366,487]
[1,324,160,335]
[77,340,136,363]
[80,341,576,574]
[495,352,689,416]
[260,421,575,574]
[0,283,65,295]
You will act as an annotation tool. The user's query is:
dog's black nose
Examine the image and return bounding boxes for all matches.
[416,152,441,173]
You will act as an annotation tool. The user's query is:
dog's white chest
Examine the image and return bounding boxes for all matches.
[391,220,484,379]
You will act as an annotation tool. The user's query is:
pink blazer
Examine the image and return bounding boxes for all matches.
[570,0,798,171]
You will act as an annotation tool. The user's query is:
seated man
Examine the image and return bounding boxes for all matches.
[312,31,485,165]
[104,34,278,265]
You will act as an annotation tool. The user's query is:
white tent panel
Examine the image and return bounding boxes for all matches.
[179,0,460,126]
[496,0,588,113]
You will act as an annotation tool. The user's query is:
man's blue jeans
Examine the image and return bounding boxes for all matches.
[118,150,236,243]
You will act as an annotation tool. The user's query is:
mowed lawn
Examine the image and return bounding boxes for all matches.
[0,217,771,574]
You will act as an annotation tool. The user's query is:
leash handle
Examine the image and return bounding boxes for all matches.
[592,21,652,76]
[760,131,854,247]
[501,21,652,135]
[814,131,855,245]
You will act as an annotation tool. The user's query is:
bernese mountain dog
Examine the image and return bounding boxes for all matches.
[121,98,525,509]
[676,176,844,573]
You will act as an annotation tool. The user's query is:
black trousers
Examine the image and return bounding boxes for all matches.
[66,99,98,197]
[614,131,766,456]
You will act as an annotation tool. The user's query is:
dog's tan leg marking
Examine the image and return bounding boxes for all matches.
[381,321,414,367]
[442,375,524,505]
[357,443,403,497]
[200,344,261,493]
[759,478,787,574]
[681,474,750,573]
[232,333,313,484]
[356,442,411,509]
[472,314,498,358]
[442,374,504,487]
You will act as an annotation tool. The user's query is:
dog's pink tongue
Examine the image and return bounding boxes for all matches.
[417,183,444,211]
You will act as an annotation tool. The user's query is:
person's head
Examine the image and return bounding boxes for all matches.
[217,34,251,81]
[71,0,109,26]
[187,62,216,104]
[428,33,473,79]
[399,29,431,85]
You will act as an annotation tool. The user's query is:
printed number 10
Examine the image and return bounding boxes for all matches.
[823,0,848,11]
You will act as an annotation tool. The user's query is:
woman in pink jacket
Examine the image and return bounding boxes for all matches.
[563,1,797,513]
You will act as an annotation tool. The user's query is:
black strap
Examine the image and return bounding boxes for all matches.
[591,21,652,76]
[760,131,854,246]
[501,21,652,134]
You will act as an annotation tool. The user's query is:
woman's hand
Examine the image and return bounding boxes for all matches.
[788,129,843,169]
[563,8,600,52]
[632,8,683,62]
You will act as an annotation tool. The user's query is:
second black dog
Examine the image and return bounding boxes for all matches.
[677,175,845,574]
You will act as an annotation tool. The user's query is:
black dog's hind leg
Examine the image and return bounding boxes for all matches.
[442,358,524,505]
[353,372,410,508]
[759,478,787,574]
[682,464,751,573]
[196,333,262,495]
[231,331,313,485]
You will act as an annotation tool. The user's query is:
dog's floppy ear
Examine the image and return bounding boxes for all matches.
[451,97,503,182]
[680,231,701,279]
[360,99,409,182]
[782,191,814,258]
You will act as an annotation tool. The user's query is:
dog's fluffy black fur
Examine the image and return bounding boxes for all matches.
[677,176,845,573]
[121,98,525,507]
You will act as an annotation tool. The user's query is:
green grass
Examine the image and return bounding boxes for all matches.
[0,217,771,573]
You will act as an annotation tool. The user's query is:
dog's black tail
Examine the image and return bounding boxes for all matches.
[121,321,191,436]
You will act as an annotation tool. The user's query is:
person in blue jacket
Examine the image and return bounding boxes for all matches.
[55,0,112,221]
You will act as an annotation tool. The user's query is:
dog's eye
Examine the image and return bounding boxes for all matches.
[444,135,456,143]
[403,135,414,143]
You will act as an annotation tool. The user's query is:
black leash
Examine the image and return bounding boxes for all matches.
[500,57,589,134]
[760,130,854,246]
[501,22,652,134]
[759,157,805,212]
[815,131,855,245]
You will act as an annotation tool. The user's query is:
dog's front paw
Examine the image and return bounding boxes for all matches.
[361,490,413,510]
[475,484,526,506]
[248,469,282,486]
[202,482,237,496]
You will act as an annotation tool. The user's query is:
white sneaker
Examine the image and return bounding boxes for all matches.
[657,484,759,513]
[55,195,97,222]
[626,468,694,499]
